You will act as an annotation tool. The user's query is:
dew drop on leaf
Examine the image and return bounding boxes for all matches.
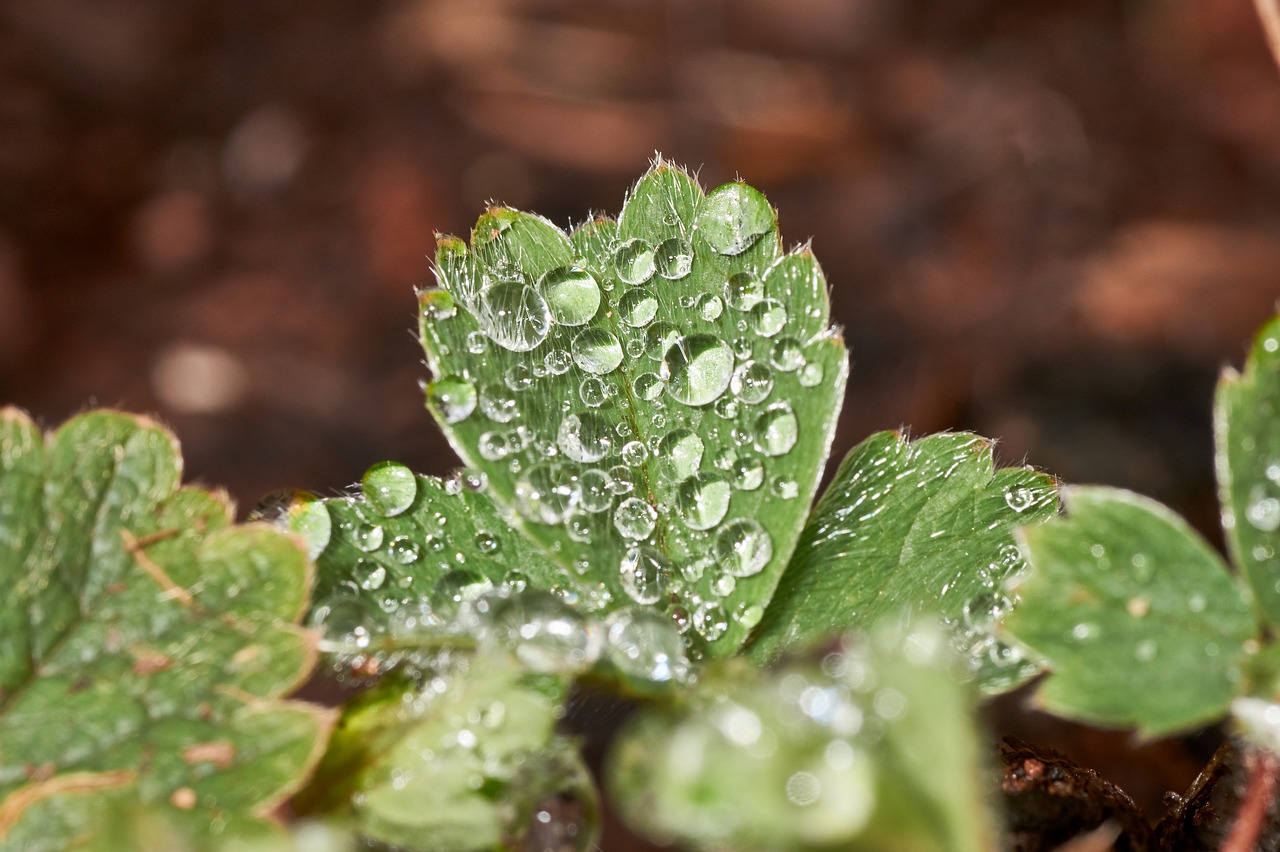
[678,473,733,531]
[538,263,601,326]
[731,361,774,404]
[754,403,799,456]
[693,600,729,640]
[656,429,705,481]
[615,497,658,540]
[426,377,477,424]
[770,337,805,372]
[662,334,735,406]
[557,411,613,463]
[388,535,421,564]
[717,519,773,577]
[618,287,659,327]
[633,373,664,401]
[620,545,672,605]
[697,183,773,256]
[798,361,824,387]
[725,272,764,311]
[655,237,694,279]
[477,280,552,352]
[604,607,690,683]
[478,383,518,423]
[697,293,724,321]
[615,237,656,285]
[749,299,787,338]
[353,522,385,553]
[571,328,624,375]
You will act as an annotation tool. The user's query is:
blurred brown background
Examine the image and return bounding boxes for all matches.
[1,0,1279,838]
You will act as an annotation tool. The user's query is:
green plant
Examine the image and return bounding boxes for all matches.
[2,162,1276,850]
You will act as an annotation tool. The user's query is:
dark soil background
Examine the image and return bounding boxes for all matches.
[2,0,1279,847]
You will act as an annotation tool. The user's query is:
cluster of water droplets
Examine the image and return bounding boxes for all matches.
[420,193,834,646]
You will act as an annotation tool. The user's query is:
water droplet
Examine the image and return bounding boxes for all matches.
[697,293,724,321]
[697,183,773,256]
[657,429,705,481]
[678,473,732,530]
[478,384,518,423]
[514,462,578,524]
[655,237,693,279]
[578,468,614,513]
[662,334,735,406]
[693,600,729,640]
[357,561,387,591]
[717,519,773,577]
[621,440,648,466]
[618,287,659,328]
[388,536,421,564]
[620,546,672,605]
[614,497,657,540]
[1246,491,1280,532]
[1004,486,1040,513]
[353,521,381,555]
[731,360,775,404]
[477,280,551,352]
[633,373,664,401]
[749,299,787,338]
[604,608,690,683]
[770,476,799,499]
[733,456,765,491]
[465,331,488,354]
[557,412,613,463]
[544,348,572,375]
[426,377,477,425]
[645,322,681,360]
[474,531,500,553]
[361,462,418,518]
[505,366,535,395]
[798,361,824,387]
[734,602,764,628]
[485,590,602,674]
[770,337,805,372]
[725,272,764,311]
[572,328,624,375]
[579,377,609,408]
[754,403,798,456]
[538,263,601,326]
[615,238,656,285]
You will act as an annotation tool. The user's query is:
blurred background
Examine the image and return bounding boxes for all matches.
[2,0,1279,837]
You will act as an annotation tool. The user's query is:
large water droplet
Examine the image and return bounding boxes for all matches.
[557,411,613,463]
[477,280,551,351]
[749,299,787,338]
[619,287,659,327]
[353,522,385,553]
[678,473,732,531]
[731,361,775,404]
[725,272,764,311]
[697,183,773,256]
[615,238,656,285]
[357,560,387,591]
[363,462,418,516]
[515,462,578,524]
[604,607,690,683]
[657,429,705,481]
[572,328,624,375]
[754,403,798,456]
[478,383,518,423]
[579,468,614,513]
[770,337,805,372]
[645,322,681,360]
[484,590,602,675]
[662,334,735,406]
[538,263,601,326]
[655,237,694,279]
[620,546,672,605]
[717,519,773,577]
[579,377,609,408]
[614,497,658,540]
[426,377,477,424]
[697,293,724,321]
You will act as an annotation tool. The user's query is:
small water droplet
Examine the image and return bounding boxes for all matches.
[798,361,824,387]
[678,473,732,530]
[732,456,764,491]
[770,337,805,372]
[697,293,724,321]
[538,263,601,326]
[693,600,729,640]
[717,519,773,577]
[731,360,775,404]
[621,440,648,466]
[578,468,614,513]
[474,531,500,553]
[604,608,690,683]
[662,334,735,406]
[615,238,656,285]
[465,331,488,354]
[557,411,613,463]
[544,348,572,375]
[770,476,799,499]
[725,272,764,311]
[388,536,421,564]
[614,497,658,540]
[632,372,665,401]
[477,280,551,352]
[478,383,518,423]
[645,322,681,360]
[1246,491,1280,532]
[754,403,798,456]
[504,363,533,392]
[579,377,609,408]
[426,377,477,425]
[572,328,624,375]
[1004,485,1040,513]
[655,237,694,279]
[749,299,787,338]
[618,287,659,328]
[357,560,387,591]
[698,183,773,256]
[620,546,672,605]
[362,462,417,517]
[657,429,705,481]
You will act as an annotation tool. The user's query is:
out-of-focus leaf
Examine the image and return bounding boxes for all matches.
[418,160,847,656]
[747,431,1057,692]
[1003,486,1256,738]
[0,409,332,848]
[609,619,995,852]
[1216,314,1280,628]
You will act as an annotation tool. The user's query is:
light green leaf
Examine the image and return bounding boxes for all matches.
[295,656,598,851]
[1003,486,1257,738]
[0,409,332,849]
[1216,314,1280,628]
[418,160,847,655]
[746,431,1057,692]
[608,619,995,852]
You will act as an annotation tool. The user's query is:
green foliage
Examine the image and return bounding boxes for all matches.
[747,431,1057,692]
[609,620,995,851]
[418,161,847,656]
[0,409,331,849]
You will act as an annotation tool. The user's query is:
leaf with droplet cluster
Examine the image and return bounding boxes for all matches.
[1216,313,1280,629]
[746,431,1058,692]
[0,409,332,846]
[295,655,597,851]
[608,619,996,852]
[1002,486,1256,738]
[418,160,847,655]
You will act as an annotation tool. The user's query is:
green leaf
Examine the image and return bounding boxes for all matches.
[746,431,1057,692]
[418,160,847,655]
[296,656,598,851]
[608,619,996,851]
[0,409,332,847]
[1216,314,1280,627]
[1003,486,1257,738]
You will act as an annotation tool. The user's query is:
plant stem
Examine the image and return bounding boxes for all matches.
[1222,747,1280,852]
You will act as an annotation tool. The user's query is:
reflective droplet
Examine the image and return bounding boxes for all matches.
[697,183,773,256]
[697,293,724,322]
[1004,486,1041,513]
[734,602,764,628]
[725,272,764,311]
[749,299,787,338]
[621,440,648,466]
[572,328,624,375]
[477,280,551,352]
[615,238,656,285]
[614,497,658,540]
[770,477,799,499]
[388,535,421,564]
[731,360,775,404]
[770,337,805,372]
[579,468,614,513]
[357,561,387,591]
[363,462,418,517]
[678,473,732,531]
[478,384,518,423]
[579,377,609,408]
[485,590,602,675]
[754,403,798,456]
[618,287,659,327]
[604,608,690,683]
[633,372,664,401]
[717,519,773,577]
[426,375,477,427]
[798,361,824,387]
[465,331,488,354]
[514,462,578,524]
[620,546,672,605]
[1246,492,1280,532]
[557,412,613,463]
[657,429,705,481]
[693,600,729,640]
[662,334,735,406]
[733,457,765,491]
[655,237,693,279]
[544,348,572,375]
[474,531,500,553]
[645,322,681,360]
[538,264,601,326]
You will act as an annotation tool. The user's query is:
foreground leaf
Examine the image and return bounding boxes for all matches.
[1003,486,1256,738]
[0,409,332,847]
[1216,314,1280,628]
[296,655,598,851]
[609,620,995,851]
[418,161,847,655]
[747,431,1057,692]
